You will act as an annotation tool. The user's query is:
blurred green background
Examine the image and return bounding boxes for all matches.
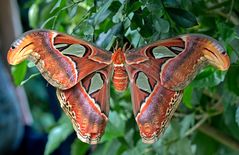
[0,0,239,155]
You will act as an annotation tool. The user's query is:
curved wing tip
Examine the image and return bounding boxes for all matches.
[141,135,159,144]
[76,133,101,145]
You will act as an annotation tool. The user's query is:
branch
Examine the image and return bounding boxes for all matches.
[198,124,239,152]
[181,98,239,151]
[184,114,208,137]
[207,0,230,10]
[214,10,239,25]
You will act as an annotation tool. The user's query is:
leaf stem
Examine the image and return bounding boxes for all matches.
[184,114,208,137]
[207,1,230,10]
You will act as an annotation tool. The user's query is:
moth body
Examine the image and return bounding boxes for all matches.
[112,48,129,92]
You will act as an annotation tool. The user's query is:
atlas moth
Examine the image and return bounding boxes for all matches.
[7,29,230,144]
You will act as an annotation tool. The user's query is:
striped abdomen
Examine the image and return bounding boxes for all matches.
[112,66,129,92]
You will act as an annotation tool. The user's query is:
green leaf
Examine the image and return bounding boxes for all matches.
[127,1,142,14]
[226,65,239,95]
[122,140,152,155]
[139,20,154,38]
[175,138,193,155]
[91,139,122,155]
[101,111,125,142]
[29,3,39,28]
[166,7,198,28]
[69,5,78,18]
[146,1,163,15]
[50,0,63,13]
[131,13,143,30]
[112,3,124,23]
[11,61,27,86]
[93,0,113,25]
[180,114,195,137]
[183,85,193,109]
[20,72,40,86]
[162,120,181,143]
[102,140,121,155]
[73,21,94,40]
[96,23,122,49]
[154,18,170,33]
[105,35,116,51]
[71,139,90,155]
[236,106,239,127]
[40,15,56,29]
[192,132,218,155]
[191,67,227,88]
[163,0,179,8]
[98,18,114,33]
[125,28,145,47]
[44,115,73,155]
[223,103,239,140]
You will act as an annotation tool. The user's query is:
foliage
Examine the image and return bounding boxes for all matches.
[15,0,239,154]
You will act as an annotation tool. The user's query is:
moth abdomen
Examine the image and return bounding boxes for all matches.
[112,66,129,92]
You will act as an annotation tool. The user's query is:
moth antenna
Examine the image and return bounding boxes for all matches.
[123,43,131,52]
[127,44,132,51]
[123,43,127,52]
[114,41,119,51]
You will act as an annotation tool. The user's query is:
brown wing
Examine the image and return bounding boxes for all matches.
[126,62,183,143]
[125,43,183,143]
[125,34,230,143]
[7,29,112,90]
[135,82,182,143]
[56,65,112,144]
[158,34,230,90]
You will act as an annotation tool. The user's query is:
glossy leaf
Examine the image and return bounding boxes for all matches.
[175,138,194,155]
[154,18,170,33]
[101,111,125,142]
[127,1,142,14]
[183,85,193,109]
[227,65,239,95]
[131,13,143,30]
[166,7,198,28]
[191,67,227,88]
[96,23,122,48]
[29,3,39,28]
[93,0,113,25]
[44,115,73,155]
[20,72,40,86]
[223,103,239,140]
[180,114,195,137]
[112,1,124,23]
[236,106,239,127]
[192,132,218,155]
[50,0,63,13]
[71,139,90,155]
[100,140,121,155]
[11,61,27,86]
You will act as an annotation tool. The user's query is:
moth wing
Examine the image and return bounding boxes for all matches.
[126,61,182,143]
[125,44,183,143]
[7,29,112,90]
[56,65,112,144]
